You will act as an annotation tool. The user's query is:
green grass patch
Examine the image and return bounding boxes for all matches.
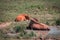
[0,0,60,24]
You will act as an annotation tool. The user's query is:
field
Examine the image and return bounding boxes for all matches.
[0,0,60,25]
[0,0,60,40]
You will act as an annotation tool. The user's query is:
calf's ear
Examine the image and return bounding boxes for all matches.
[25,16,30,20]
[14,18,16,21]
[14,18,19,22]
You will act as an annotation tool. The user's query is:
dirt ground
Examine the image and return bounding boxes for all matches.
[0,22,60,40]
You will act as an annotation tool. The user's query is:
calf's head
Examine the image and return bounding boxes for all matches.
[15,14,30,22]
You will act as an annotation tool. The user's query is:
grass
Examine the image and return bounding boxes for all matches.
[0,25,36,39]
[13,25,26,32]
[11,23,36,38]
[55,19,60,25]
[0,0,60,40]
[0,0,60,25]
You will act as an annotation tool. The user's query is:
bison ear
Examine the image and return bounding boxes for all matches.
[14,18,19,22]
[25,16,30,20]
[15,19,18,22]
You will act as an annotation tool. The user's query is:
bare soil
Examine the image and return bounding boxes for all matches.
[0,22,60,40]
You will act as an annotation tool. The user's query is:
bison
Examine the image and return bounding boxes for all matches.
[27,18,50,30]
[15,14,30,22]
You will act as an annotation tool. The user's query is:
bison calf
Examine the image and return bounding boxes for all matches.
[15,14,30,22]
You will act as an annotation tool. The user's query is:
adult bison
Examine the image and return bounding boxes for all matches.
[27,18,50,30]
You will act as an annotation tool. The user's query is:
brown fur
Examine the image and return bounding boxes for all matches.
[15,14,30,22]
[27,18,50,30]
